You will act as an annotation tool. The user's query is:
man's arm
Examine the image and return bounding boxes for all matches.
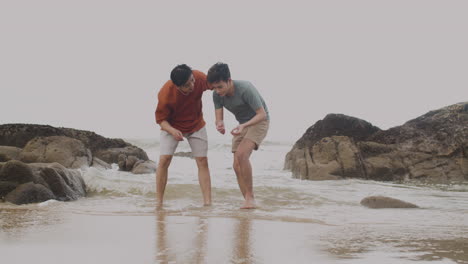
[155,85,184,141]
[159,120,184,141]
[231,107,267,135]
[215,108,225,134]
[193,70,212,92]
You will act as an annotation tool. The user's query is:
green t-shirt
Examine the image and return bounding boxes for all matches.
[213,80,270,124]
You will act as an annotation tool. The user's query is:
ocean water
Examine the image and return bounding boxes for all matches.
[1,137,467,263]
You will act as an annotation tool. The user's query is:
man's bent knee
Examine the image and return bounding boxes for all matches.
[234,151,250,163]
[195,157,208,168]
[158,155,173,168]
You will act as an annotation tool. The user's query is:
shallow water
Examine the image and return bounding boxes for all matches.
[1,138,467,263]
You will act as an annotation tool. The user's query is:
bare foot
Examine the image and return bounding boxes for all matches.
[240,200,256,209]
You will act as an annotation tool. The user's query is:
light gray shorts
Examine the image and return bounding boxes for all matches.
[159,126,208,157]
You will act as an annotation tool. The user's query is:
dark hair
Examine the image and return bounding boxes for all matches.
[170,64,192,86]
[207,62,231,83]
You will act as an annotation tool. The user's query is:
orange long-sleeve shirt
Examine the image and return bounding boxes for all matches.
[155,70,211,133]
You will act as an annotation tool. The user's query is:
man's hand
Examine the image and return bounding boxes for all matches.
[216,120,225,134]
[170,128,184,141]
[231,124,244,136]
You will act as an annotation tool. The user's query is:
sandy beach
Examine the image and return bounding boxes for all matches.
[1,203,467,264]
[0,206,333,264]
[0,205,329,263]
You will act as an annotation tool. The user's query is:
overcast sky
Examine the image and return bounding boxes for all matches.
[1,0,467,142]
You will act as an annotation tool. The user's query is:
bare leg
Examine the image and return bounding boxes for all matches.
[234,139,256,209]
[233,156,246,198]
[195,157,212,206]
[156,155,173,207]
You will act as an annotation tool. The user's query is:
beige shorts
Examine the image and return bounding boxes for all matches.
[160,126,208,157]
[232,120,269,152]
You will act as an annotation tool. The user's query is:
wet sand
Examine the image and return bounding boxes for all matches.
[0,208,332,264]
[1,207,467,264]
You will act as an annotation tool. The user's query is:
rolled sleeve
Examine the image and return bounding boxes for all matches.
[155,94,172,124]
[193,70,212,91]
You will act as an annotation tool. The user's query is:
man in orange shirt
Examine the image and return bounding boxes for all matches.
[155,64,212,207]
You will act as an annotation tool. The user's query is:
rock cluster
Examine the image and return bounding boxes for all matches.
[0,124,148,165]
[0,124,157,204]
[0,160,86,204]
[284,102,468,183]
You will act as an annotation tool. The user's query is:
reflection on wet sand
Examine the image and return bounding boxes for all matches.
[402,238,468,263]
[231,217,253,264]
[325,237,468,263]
[155,210,468,264]
[322,226,468,263]
[155,211,257,263]
[154,211,332,264]
[156,211,211,264]
[193,217,209,264]
[155,211,171,263]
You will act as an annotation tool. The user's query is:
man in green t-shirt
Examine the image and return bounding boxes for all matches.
[207,62,270,209]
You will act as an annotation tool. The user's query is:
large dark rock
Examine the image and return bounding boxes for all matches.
[0,160,40,184]
[38,166,85,201]
[293,114,381,150]
[5,182,55,205]
[19,136,92,169]
[0,124,126,151]
[0,124,64,148]
[30,163,86,201]
[0,124,149,163]
[0,160,87,204]
[285,102,468,183]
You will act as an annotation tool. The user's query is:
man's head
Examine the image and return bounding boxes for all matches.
[207,62,232,97]
[171,64,195,93]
